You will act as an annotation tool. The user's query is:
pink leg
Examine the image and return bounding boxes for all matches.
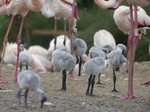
[69,0,77,80]
[69,70,81,81]
[13,17,25,82]
[0,15,15,83]
[119,5,138,99]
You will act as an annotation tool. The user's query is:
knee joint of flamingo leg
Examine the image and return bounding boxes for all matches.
[4,37,8,42]
[17,34,22,39]
[70,19,74,26]
[17,38,21,44]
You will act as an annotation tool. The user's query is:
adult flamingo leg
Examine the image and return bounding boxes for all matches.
[51,18,58,72]
[13,17,25,82]
[69,0,81,81]
[120,5,139,98]
[70,70,81,81]
[0,15,15,83]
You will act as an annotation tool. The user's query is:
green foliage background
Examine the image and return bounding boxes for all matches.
[0,0,150,62]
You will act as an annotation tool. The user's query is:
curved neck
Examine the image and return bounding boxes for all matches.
[94,0,121,9]
[35,88,44,95]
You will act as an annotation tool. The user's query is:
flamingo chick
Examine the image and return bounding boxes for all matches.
[51,46,76,91]
[83,51,105,96]
[108,44,127,92]
[72,28,87,76]
[88,46,107,84]
[19,44,30,72]
[17,70,47,108]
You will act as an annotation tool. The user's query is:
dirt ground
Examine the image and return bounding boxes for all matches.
[0,61,149,112]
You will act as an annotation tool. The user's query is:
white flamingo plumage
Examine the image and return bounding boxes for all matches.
[41,0,77,28]
[1,43,18,65]
[1,43,51,71]
[28,45,52,71]
[0,0,44,82]
[93,29,116,49]
[47,35,71,58]
[28,45,49,58]
[113,5,150,36]
[30,54,47,71]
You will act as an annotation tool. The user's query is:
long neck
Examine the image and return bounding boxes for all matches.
[94,0,118,9]
[35,88,46,100]
[30,0,44,12]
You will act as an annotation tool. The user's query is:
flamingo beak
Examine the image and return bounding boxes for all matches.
[41,101,44,108]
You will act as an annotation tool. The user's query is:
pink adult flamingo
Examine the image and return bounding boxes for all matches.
[41,0,78,50]
[0,0,44,82]
[94,0,150,98]
[113,5,150,73]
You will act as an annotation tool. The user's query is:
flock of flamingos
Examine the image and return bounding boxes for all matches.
[0,0,150,108]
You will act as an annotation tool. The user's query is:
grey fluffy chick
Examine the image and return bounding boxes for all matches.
[51,46,76,91]
[17,70,47,108]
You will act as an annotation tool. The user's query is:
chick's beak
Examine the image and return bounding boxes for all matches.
[41,101,44,108]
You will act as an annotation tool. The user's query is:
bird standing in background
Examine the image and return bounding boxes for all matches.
[88,46,107,84]
[93,29,116,49]
[0,0,44,82]
[72,28,87,76]
[108,44,127,92]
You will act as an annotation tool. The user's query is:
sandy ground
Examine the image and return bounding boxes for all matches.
[0,61,150,112]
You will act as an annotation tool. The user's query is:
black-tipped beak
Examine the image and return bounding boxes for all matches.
[41,101,44,108]
[122,50,125,54]
[108,8,116,10]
